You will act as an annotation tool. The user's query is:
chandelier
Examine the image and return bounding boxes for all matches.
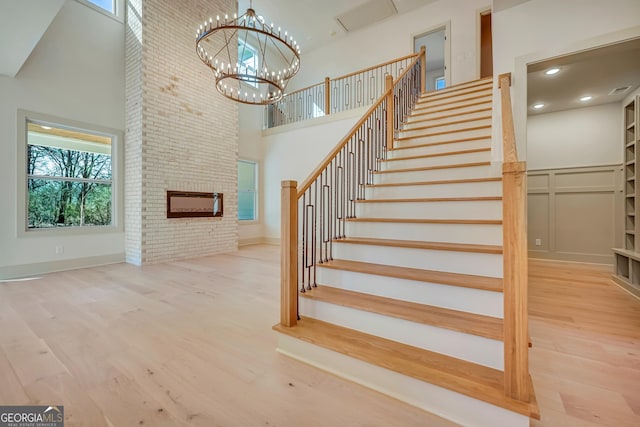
[195,1,301,105]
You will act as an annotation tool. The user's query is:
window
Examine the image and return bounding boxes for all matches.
[85,0,115,14]
[238,40,259,88]
[238,160,257,221]
[435,77,446,90]
[24,118,115,230]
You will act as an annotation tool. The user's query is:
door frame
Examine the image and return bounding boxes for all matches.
[411,21,451,89]
[476,6,492,79]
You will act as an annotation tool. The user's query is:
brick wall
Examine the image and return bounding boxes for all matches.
[125,0,238,265]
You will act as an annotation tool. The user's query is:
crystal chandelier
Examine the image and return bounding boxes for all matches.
[195,1,301,105]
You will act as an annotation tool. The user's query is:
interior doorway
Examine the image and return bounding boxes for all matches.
[479,10,493,78]
[413,23,449,92]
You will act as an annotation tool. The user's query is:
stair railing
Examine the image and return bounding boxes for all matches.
[266,52,420,128]
[498,72,530,402]
[280,48,424,327]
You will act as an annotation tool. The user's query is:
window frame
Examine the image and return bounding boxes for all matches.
[74,0,124,23]
[17,110,124,237]
[238,39,260,89]
[237,159,259,223]
[435,76,446,90]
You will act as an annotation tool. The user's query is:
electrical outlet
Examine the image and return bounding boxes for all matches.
[55,245,64,254]
[535,239,542,246]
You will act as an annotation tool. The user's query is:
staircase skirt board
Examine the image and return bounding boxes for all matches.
[275,331,532,427]
[332,241,503,277]
[345,220,503,245]
[315,267,503,317]
[298,298,503,369]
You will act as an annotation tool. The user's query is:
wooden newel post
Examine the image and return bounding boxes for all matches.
[502,162,529,401]
[420,46,427,95]
[324,77,331,116]
[281,180,298,327]
[385,74,394,151]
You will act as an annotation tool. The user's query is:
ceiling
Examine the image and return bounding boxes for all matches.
[528,37,640,115]
[238,0,437,54]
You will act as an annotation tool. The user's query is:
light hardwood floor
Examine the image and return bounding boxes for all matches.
[1,246,638,426]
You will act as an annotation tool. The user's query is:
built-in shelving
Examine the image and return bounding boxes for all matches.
[614,96,640,298]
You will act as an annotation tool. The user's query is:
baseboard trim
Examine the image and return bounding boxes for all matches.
[612,275,640,300]
[0,253,125,281]
[528,250,613,265]
[238,237,280,246]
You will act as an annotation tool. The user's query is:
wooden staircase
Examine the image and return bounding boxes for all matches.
[274,74,538,427]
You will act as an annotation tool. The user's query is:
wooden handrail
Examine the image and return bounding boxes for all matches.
[280,53,418,102]
[296,52,423,197]
[333,52,418,81]
[499,72,530,402]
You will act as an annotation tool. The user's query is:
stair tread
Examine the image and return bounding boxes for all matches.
[405,107,493,126]
[410,100,493,118]
[300,285,503,340]
[416,88,492,105]
[374,161,492,174]
[333,237,503,254]
[414,94,492,111]
[318,259,503,292]
[392,135,490,151]
[401,116,492,133]
[418,77,492,99]
[396,125,491,142]
[273,317,539,418]
[385,147,490,162]
[356,196,501,203]
[346,217,502,225]
[367,177,502,188]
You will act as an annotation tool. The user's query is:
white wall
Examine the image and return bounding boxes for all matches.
[527,103,622,170]
[261,110,365,239]
[238,104,265,243]
[291,0,489,90]
[0,1,125,278]
[491,0,640,162]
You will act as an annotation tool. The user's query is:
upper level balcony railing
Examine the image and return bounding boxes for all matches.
[264,53,418,128]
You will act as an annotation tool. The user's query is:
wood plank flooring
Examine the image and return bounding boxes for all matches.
[1,246,638,426]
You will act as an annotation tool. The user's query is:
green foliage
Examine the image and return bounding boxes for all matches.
[27,145,112,228]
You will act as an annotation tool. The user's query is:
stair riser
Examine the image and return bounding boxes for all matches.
[299,298,503,369]
[413,95,492,114]
[382,151,491,170]
[277,335,529,427]
[402,109,492,130]
[389,139,491,158]
[365,181,502,199]
[316,268,503,317]
[416,91,492,108]
[355,200,502,220]
[419,83,492,103]
[332,242,503,277]
[345,222,503,245]
[373,165,498,184]
[399,118,492,139]
[396,128,491,146]
[407,102,493,123]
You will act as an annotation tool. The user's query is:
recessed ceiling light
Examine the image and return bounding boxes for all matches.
[40,126,52,130]
[532,103,545,109]
[579,95,593,102]
[544,68,560,75]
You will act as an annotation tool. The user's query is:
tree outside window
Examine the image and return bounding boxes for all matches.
[26,122,113,229]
